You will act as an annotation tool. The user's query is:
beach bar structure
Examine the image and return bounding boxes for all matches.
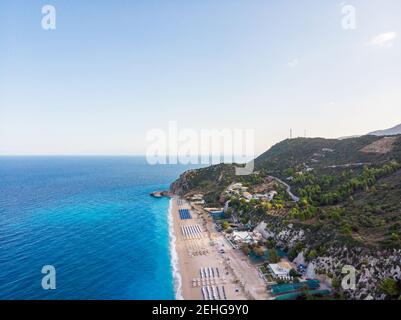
[268,261,294,279]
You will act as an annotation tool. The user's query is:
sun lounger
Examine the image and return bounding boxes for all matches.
[201,287,207,300]
[222,286,227,300]
[206,286,211,300]
[217,286,221,300]
[211,286,217,300]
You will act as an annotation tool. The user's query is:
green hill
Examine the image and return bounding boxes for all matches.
[255,135,400,175]
[171,135,401,248]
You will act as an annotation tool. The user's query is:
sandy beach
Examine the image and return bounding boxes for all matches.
[171,197,269,300]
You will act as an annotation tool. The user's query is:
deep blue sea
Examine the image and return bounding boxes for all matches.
[0,157,199,300]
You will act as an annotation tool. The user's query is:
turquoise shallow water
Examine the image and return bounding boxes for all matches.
[0,156,198,299]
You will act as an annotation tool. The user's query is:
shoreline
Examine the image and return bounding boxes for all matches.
[168,197,183,300]
[170,196,203,300]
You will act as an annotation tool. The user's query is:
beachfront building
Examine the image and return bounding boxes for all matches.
[232,231,253,244]
[230,230,263,246]
[192,194,204,201]
[189,194,205,205]
[268,261,294,280]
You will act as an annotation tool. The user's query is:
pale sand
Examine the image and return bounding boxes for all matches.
[171,197,270,300]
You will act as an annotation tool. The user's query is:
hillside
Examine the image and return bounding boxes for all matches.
[369,123,401,136]
[170,163,237,204]
[254,135,400,175]
[171,135,401,249]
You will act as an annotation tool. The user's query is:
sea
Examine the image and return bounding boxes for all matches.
[0,156,200,300]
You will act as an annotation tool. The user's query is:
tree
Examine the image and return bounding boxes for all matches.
[222,221,230,230]
[283,168,296,177]
[241,244,250,256]
[300,197,309,208]
[265,239,275,249]
[331,278,341,290]
[268,249,280,263]
[307,249,318,261]
[289,207,299,219]
[289,268,298,278]
[253,246,265,257]
[340,222,352,236]
[391,233,400,242]
[379,278,399,298]
[288,241,304,261]
[263,202,273,211]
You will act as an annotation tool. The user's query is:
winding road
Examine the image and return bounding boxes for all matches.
[268,176,300,202]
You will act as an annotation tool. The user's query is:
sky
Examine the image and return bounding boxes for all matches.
[1,0,401,156]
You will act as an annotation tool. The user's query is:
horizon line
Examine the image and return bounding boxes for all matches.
[0,154,258,158]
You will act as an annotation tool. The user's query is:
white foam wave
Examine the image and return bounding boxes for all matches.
[168,198,183,300]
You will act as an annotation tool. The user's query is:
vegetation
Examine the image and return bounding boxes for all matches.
[241,244,250,256]
[290,162,401,207]
[289,268,299,278]
[252,245,265,257]
[307,249,318,261]
[221,221,230,230]
[171,135,401,248]
[379,278,400,298]
[288,241,304,261]
[268,249,280,263]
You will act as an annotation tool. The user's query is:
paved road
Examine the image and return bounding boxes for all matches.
[268,176,300,202]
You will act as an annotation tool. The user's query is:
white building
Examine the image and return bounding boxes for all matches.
[231,230,263,245]
[267,191,277,201]
[226,183,248,195]
[232,231,253,244]
[268,261,293,279]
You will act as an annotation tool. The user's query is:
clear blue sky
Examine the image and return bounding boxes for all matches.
[1,0,401,155]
